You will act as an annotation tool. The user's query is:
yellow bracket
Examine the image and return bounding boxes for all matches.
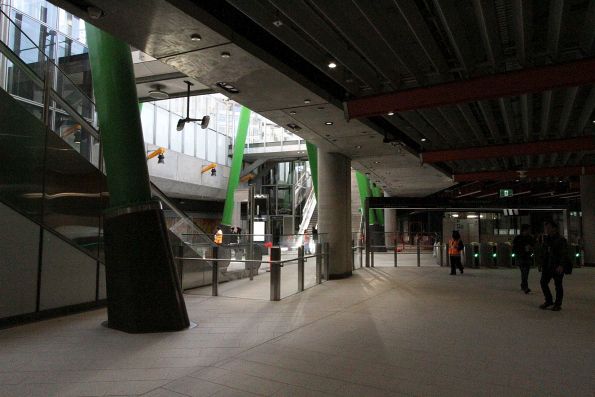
[201,162,217,174]
[147,147,166,160]
[239,173,255,183]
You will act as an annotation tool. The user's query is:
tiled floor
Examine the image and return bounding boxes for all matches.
[1,266,593,396]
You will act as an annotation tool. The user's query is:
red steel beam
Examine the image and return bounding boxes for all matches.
[454,165,595,182]
[345,58,595,119]
[421,135,595,163]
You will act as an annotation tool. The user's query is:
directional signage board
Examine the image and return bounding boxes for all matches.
[500,189,514,198]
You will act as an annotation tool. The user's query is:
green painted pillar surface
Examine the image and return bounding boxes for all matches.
[355,171,376,225]
[86,25,151,208]
[222,106,251,225]
[306,142,318,199]
[371,184,384,225]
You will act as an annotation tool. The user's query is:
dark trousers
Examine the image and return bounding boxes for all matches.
[540,270,564,306]
[450,255,463,274]
[518,259,531,290]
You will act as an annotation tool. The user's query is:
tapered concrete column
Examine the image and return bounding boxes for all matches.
[580,175,595,266]
[384,193,397,248]
[318,151,352,278]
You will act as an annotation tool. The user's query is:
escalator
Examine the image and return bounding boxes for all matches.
[0,10,213,324]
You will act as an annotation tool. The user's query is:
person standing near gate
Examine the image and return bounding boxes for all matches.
[513,224,535,294]
[303,230,311,254]
[539,220,570,311]
[449,230,464,275]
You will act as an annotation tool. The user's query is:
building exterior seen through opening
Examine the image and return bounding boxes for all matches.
[0,1,594,396]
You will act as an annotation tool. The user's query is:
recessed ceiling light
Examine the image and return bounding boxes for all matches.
[325,121,333,125]
[272,20,283,27]
[190,33,202,41]
[221,51,231,58]
[374,161,380,164]
[355,145,361,149]
[289,111,297,115]
[304,99,311,104]
[421,137,427,142]
[328,60,337,69]
[388,111,394,116]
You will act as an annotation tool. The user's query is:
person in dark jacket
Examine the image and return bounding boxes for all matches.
[513,224,535,293]
[449,230,464,275]
[539,220,570,311]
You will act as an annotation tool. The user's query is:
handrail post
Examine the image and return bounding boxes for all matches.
[270,247,281,301]
[359,242,363,268]
[371,245,375,267]
[394,243,398,267]
[297,245,304,292]
[439,242,444,267]
[352,240,355,271]
[315,243,322,284]
[177,244,184,288]
[212,246,219,296]
[323,242,329,280]
[417,238,421,267]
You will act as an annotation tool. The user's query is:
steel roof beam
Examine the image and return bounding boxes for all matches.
[344,58,595,119]
[421,135,595,163]
[453,165,595,182]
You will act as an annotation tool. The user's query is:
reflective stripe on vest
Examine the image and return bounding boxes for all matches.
[448,239,461,255]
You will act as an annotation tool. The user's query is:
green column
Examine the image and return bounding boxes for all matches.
[222,106,251,225]
[371,184,384,225]
[86,25,151,208]
[355,171,376,225]
[306,141,318,199]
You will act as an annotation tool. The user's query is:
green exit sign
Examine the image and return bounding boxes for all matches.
[500,189,513,198]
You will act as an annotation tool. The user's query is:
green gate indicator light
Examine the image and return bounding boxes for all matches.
[575,252,580,257]
[512,253,516,258]
[492,253,497,258]
[474,253,479,258]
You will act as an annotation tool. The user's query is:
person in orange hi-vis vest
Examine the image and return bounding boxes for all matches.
[449,230,464,275]
[214,226,223,245]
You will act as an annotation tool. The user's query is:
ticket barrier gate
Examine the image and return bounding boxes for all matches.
[497,242,512,268]
[480,242,498,268]
[464,243,480,268]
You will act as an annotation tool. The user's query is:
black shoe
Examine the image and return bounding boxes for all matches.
[539,302,553,310]
[551,305,561,311]
[460,269,464,274]
[524,288,531,294]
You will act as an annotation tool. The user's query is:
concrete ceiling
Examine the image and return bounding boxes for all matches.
[50,0,455,197]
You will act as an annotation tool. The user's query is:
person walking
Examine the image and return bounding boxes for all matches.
[449,230,464,275]
[513,224,535,293]
[539,220,570,311]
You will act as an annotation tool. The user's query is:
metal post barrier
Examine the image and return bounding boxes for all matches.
[417,238,421,267]
[394,245,398,267]
[316,243,322,284]
[371,247,375,267]
[352,240,355,271]
[177,244,184,287]
[359,244,363,268]
[439,242,444,267]
[324,242,329,279]
[270,247,281,301]
[298,245,304,292]
[211,246,219,297]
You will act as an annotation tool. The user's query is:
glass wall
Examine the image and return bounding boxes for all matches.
[140,95,239,167]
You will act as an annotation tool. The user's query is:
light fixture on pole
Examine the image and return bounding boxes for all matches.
[177,81,210,131]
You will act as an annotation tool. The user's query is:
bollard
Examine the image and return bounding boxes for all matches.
[439,242,444,267]
[298,245,304,292]
[324,242,329,280]
[417,239,421,267]
[316,244,322,284]
[270,247,281,301]
[394,245,398,267]
[371,247,375,267]
[211,246,219,297]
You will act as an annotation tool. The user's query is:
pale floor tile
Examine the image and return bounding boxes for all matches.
[0,267,593,397]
